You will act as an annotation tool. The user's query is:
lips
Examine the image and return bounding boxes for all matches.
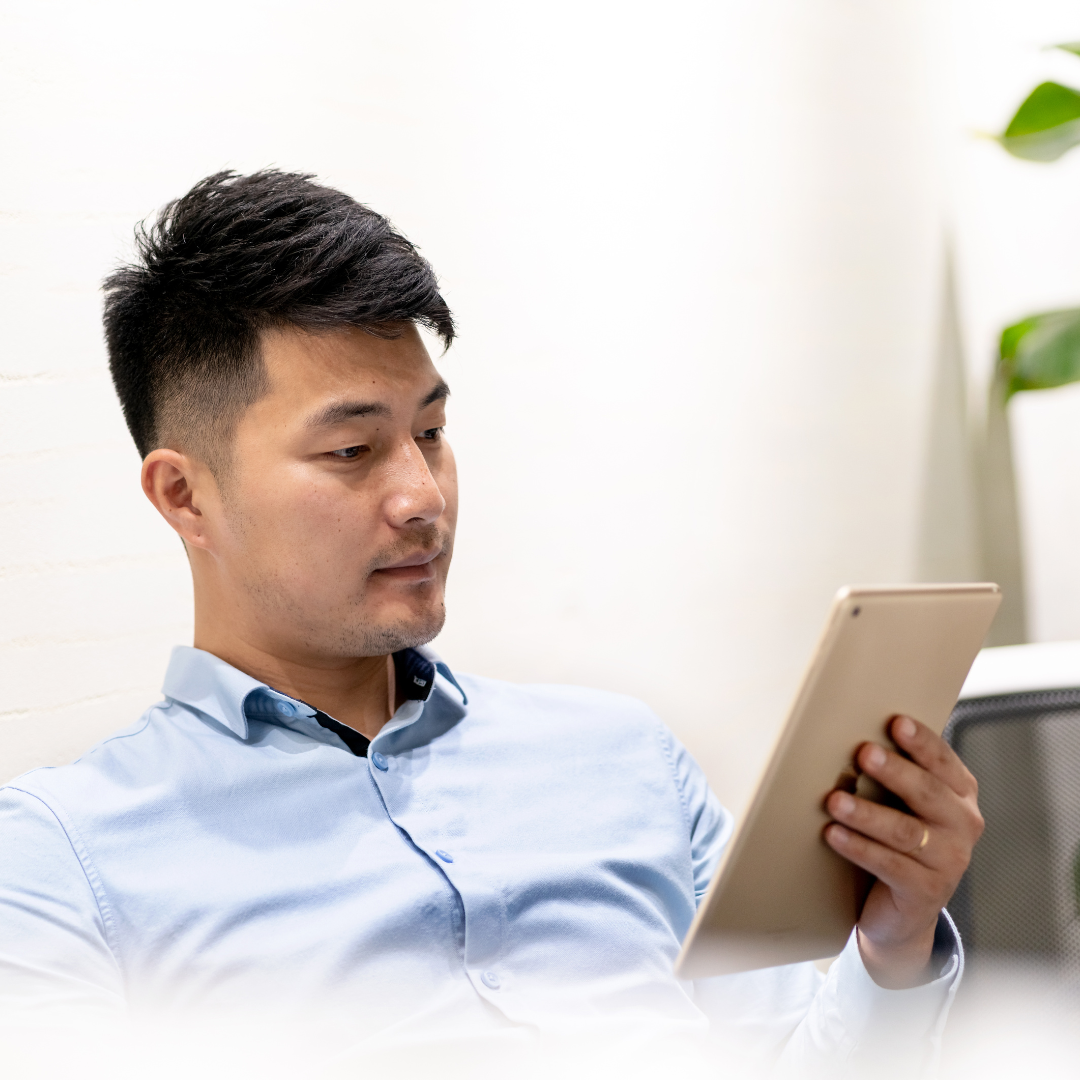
[371,547,442,583]
[377,548,440,571]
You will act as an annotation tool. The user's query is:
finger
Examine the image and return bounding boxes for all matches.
[824,823,931,897]
[825,790,940,864]
[889,716,977,800]
[857,742,965,829]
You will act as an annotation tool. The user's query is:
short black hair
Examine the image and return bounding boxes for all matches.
[103,169,454,467]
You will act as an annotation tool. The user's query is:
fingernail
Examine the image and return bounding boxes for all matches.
[865,744,886,769]
[829,825,849,845]
[896,716,916,740]
[833,792,855,815]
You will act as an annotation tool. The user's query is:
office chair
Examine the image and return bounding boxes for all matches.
[945,641,1080,976]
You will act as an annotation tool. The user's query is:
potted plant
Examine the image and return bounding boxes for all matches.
[974,44,1080,645]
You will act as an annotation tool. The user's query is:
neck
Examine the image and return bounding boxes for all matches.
[194,619,397,742]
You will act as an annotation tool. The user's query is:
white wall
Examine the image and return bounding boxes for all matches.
[1,0,947,816]
[946,0,1080,644]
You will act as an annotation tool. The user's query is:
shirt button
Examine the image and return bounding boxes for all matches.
[371,751,389,771]
[275,701,296,716]
[435,850,453,863]
[480,971,501,990]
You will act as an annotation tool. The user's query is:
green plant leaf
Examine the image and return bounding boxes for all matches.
[999,308,1080,398]
[999,81,1080,161]
[1055,42,1080,58]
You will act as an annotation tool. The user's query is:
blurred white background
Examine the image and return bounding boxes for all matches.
[3,0,1080,816]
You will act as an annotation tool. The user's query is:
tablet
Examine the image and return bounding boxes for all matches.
[674,583,1001,979]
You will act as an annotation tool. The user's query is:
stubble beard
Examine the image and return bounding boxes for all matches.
[243,527,453,661]
[333,596,448,658]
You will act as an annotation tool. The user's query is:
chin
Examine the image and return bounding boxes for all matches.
[335,601,446,658]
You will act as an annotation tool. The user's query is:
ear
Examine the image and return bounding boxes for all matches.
[141,449,218,551]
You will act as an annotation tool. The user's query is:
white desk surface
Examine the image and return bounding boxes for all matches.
[960,640,1080,700]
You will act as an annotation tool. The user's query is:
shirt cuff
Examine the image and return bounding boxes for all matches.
[824,909,962,1060]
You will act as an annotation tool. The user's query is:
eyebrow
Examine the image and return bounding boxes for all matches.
[305,400,391,429]
[420,380,451,408]
[304,381,450,430]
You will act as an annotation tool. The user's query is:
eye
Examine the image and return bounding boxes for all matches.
[419,427,444,442]
[330,445,364,459]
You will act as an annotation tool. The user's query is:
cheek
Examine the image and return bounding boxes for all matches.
[229,473,380,563]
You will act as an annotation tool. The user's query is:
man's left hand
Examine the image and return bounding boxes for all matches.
[823,715,984,989]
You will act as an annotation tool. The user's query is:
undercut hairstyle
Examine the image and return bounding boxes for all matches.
[103,169,454,471]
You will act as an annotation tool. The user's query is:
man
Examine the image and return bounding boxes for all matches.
[0,171,983,1073]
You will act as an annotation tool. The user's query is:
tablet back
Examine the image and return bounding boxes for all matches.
[674,584,1001,979]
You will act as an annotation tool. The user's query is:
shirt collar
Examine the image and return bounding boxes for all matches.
[161,645,466,745]
[405,643,469,706]
[162,646,264,739]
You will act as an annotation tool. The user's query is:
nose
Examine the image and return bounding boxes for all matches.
[383,438,446,529]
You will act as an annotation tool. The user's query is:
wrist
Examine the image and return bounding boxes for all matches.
[856,922,937,989]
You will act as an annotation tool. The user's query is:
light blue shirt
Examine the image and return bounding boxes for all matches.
[0,646,961,1069]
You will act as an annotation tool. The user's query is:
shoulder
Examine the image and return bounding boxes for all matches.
[450,671,678,763]
[456,671,661,728]
[3,698,217,815]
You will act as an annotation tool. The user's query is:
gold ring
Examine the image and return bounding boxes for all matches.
[908,826,929,855]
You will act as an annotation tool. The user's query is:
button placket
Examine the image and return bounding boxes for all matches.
[362,709,511,1006]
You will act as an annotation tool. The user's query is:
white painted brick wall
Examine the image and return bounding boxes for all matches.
[0,266,193,777]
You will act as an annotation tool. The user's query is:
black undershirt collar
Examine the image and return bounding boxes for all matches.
[313,648,436,758]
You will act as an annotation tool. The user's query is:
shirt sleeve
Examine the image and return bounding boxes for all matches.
[666,731,963,1073]
[0,784,125,1021]
[775,912,962,1076]
[661,728,734,901]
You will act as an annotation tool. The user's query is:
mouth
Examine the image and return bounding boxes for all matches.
[372,548,441,583]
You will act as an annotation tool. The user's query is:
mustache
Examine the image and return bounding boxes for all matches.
[367,525,451,573]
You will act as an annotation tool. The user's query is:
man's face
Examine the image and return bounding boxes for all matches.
[209,324,457,661]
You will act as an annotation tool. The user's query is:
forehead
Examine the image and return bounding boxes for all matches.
[258,324,439,402]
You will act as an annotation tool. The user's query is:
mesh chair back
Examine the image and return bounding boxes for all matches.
[946,690,1080,976]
